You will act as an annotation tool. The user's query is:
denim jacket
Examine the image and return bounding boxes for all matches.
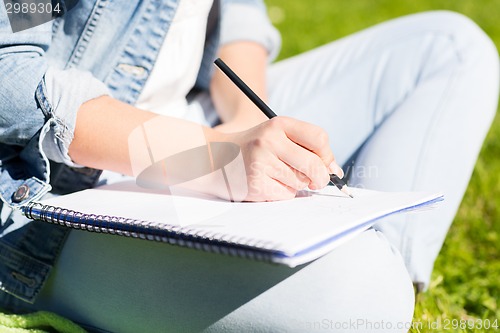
[0,0,280,306]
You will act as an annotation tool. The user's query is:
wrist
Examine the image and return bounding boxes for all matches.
[225,105,268,129]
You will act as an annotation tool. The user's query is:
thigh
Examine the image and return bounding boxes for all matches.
[31,228,414,333]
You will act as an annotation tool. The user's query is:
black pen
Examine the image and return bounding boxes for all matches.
[214,58,353,198]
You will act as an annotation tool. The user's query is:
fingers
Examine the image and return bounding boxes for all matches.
[231,116,341,201]
[275,117,336,167]
[266,159,310,191]
[243,149,297,201]
[265,117,342,188]
[273,139,328,189]
[242,146,309,201]
[246,175,297,202]
[248,149,310,191]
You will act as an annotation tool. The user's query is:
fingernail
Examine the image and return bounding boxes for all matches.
[328,162,344,179]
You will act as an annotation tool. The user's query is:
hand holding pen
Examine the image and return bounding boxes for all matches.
[214,58,353,198]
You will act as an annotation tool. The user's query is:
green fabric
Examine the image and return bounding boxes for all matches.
[0,311,86,333]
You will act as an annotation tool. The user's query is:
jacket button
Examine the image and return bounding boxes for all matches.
[12,184,30,203]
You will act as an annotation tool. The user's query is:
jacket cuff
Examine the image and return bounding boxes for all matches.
[37,67,110,167]
[220,3,282,61]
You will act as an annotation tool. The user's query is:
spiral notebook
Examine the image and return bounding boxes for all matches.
[22,181,443,267]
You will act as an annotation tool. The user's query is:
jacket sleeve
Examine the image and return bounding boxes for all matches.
[220,0,281,61]
[0,7,109,207]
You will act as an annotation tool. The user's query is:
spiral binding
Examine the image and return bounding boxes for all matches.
[22,202,281,263]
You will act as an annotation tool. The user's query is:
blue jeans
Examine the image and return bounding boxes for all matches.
[5,11,498,332]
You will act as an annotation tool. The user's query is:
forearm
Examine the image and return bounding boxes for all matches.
[69,96,220,176]
[68,96,336,202]
[210,41,270,130]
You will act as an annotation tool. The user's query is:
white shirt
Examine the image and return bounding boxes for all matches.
[135,0,214,118]
[101,0,213,184]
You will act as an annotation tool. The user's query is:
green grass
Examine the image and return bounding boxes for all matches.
[265,1,500,332]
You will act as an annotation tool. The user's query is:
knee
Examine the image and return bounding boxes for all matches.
[424,11,499,68]
[435,11,499,119]
[409,11,499,120]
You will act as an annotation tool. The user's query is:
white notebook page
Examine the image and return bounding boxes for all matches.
[38,181,442,266]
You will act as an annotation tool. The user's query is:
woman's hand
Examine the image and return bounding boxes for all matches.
[222,116,341,201]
